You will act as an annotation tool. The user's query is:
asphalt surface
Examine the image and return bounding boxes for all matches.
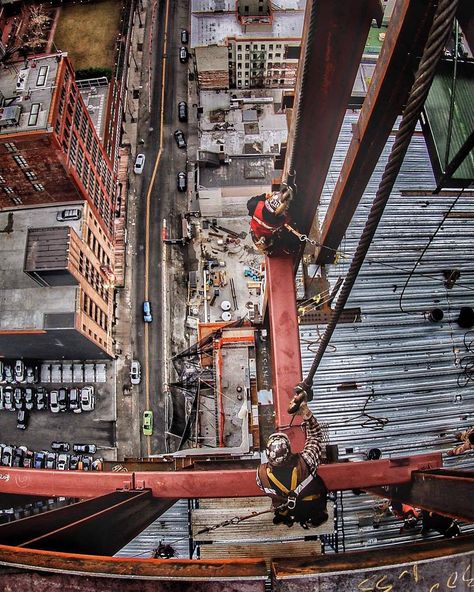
[132,0,190,455]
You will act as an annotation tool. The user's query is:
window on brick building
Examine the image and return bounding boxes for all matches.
[77,147,84,176]
[11,196,22,205]
[3,187,14,194]
[70,133,78,166]
[28,103,41,126]
[33,183,45,191]
[4,143,17,153]
[80,117,87,142]
[36,65,49,87]
[24,170,37,181]
[73,105,81,129]
[86,128,93,152]
[13,155,28,169]
[0,175,5,184]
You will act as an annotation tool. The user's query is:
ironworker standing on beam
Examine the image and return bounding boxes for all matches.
[256,394,328,528]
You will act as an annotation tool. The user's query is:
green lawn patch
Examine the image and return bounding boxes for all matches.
[54,0,122,71]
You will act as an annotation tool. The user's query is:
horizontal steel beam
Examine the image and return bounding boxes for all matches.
[0,491,175,555]
[0,454,441,499]
[0,544,268,582]
[372,469,474,523]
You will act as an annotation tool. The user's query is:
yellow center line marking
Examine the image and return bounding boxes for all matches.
[144,0,170,456]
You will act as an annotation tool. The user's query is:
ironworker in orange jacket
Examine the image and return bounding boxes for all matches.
[256,395,328,528]
[247,184,293,254]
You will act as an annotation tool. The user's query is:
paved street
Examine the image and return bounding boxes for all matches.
[130,0,191,455]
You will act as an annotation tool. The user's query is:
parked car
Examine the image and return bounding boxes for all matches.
[25,366,38,384]
[173,129,186,149]
[0,361,3,381]
[3,387,14,411]
[73,443,97,454]
[58,388,68,412]
[4,364,13,383]
[13,387,23,410]
[22,449,34,468]
[69,388,81,413]
[69,454,81,470]
[24,388,35,410]
[45,452,56,470]
[177,171,187,192]
[51,441,70,452]
[12,447,24,467]
[80,386,95,412]
[80,455,93,471]
[17,409,29,430]
[33,451,46,469]
[130,361,141,385]
[0,387,4,410]
[143,410,153,436]
[1,445,13,467]
[35,387,47,411]
[178,100,188,122]
[180,28,189,44]
[92,458,103,471]
[143,301,153,323]
[14,360,25,383]
[56,208,81,222]
[56,453,69,471]
[49,390,60,413]
[179,46,188,63]
[134,153,146,174]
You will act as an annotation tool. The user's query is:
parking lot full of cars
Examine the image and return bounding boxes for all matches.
[0,360,96,430]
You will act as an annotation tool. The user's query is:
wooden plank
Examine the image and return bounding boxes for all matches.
[200,540,322,568]
[192,505,334,542]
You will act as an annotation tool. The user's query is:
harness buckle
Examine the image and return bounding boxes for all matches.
[287,493,297,511]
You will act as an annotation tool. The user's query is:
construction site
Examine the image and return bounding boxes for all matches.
[0,0,473,590]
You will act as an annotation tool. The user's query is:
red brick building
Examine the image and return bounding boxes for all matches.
[0,53,116,239]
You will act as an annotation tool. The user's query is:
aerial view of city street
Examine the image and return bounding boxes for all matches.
[0,0,473,588]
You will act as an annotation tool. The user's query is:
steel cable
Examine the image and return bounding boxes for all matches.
[301,0,459,391]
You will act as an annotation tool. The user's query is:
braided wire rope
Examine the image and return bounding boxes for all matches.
[301,0,460,390]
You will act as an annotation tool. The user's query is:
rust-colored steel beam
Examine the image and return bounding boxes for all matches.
[0,545,268,582]
[0,491,175,555]
[0,454,441,499]
[265,255,305,450]
[316,0,438,264]
[284,0,381,242]
[458,0,474,54]
[371,469,474,523]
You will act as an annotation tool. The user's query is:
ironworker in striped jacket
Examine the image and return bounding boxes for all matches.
[256,397,328,528]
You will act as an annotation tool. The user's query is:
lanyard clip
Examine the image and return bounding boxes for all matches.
[287,493,297,511]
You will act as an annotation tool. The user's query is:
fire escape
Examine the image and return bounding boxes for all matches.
[0,0,473,588]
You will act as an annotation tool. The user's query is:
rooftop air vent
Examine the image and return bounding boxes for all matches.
[0,105,22,127]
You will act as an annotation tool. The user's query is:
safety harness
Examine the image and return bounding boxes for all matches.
[265,466,321,511]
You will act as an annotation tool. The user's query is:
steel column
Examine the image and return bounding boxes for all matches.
[0,490,175,555]
[316,0,438,264]
[284,0,381,241]
[265,255,305,448]
[371,469,474,523]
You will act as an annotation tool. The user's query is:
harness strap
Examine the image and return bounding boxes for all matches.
[252,214,278,232]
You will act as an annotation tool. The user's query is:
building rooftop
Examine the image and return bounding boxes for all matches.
[191,0,305,12]
[191,10,304,47]
[0,203,83,330]
[199,90,288,155]
[0,54,61,135]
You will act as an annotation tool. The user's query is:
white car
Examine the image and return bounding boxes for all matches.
[56,453,69,471]
[134,153,145,174]
[80,386,95,412]
[14,360,25,383]
[130,361,141,385]
[49,390,60,413]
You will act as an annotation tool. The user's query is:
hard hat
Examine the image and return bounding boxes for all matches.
[264,193,283,215]
[266,432,291,466]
